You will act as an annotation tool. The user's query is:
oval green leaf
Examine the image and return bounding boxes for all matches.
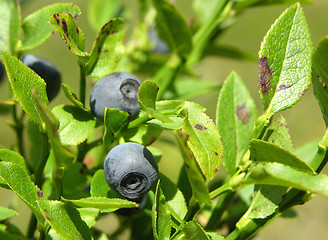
[20,3,81,50]
[2,51,49,126]
[312,37,328,127]
[0,162,44,222]
[37,200,91,240]
[0,0,20,54]
[250,139,314,174]
[244,162,328,198]
[217,71,257,175]
[85,18,125,75]
[52,105,96,146]
[49,12,88,56]
[258,3,312,113]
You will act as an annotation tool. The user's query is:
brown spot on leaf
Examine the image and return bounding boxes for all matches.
[76,28,79,34]
[236,104,250,124]
[277,84,291,91]
[194,124,207,131]
[37,190,43,198]
[45,216,51,221]
[258,57,273,95]
[53,13,60,25]
[61,19,69,38]
[214,152,218,156]
[185,163,190,169]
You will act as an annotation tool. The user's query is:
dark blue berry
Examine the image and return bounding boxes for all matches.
[90,72,141,122]
[104,142,158,201]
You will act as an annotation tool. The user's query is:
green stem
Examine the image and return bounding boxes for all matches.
[79,64,86,106]
[11,105,26,158]
[27,132,50,239]
[209,183,233,200]
[34,132,50,188]
[27,214,37,239]
[187,0,231,66]
[127,112,151,129]
[171,198,200,239]
[205,191,235,230]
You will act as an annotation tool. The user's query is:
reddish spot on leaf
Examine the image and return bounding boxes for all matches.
[236,104,251,125]
[61,19,69,38]
[214,152,218,156]
[53,13,60,25]
[258,57,273,95]
[45,215,51,221]
[194,124,207,131]
[37,190,43,198]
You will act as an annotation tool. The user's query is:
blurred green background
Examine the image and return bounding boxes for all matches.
[1,0,328,239]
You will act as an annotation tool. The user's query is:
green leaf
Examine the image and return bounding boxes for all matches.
[62,162,87,199]
[88,21,125,79]
[138,80,172,123]
[152,182,171,240]
[0,162,44,222]
[91,170,110,197]
[206,232,225,240]
[103,107,129,147]
[244,116,291,221]
[33,95,74,171]
[263,115,293,152]
[159,173,187,222]
[2,51,49,125]
[88,0,126,32]
[20,3,81,50]
[152,0,192,59]
[182,221,210,240]
[217,71,257,175]
[123,124,163,146]
[78,208,101,227]
[0,149,28,173]
[37,200,91,240]
[85,18,125,75]
[182,105,223,180]
[148,116,183,130]
[0,206,17,221]
[242,185,287,219]
[0,0,20,54]
[258,3,312,113]
[312,37,328,126]
[52,105,96,146]
[62,84,84,109]
[176,134,211,204]
[62,197,138,212]
[90,170,121,199]
[49,12,88,56]
[243,162,328,198]
[250,139,314,174]
[233,0,312,9]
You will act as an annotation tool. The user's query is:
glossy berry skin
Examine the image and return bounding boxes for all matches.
[104,142,158,202]
[21,54,61,101]
[90,72,141,122]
